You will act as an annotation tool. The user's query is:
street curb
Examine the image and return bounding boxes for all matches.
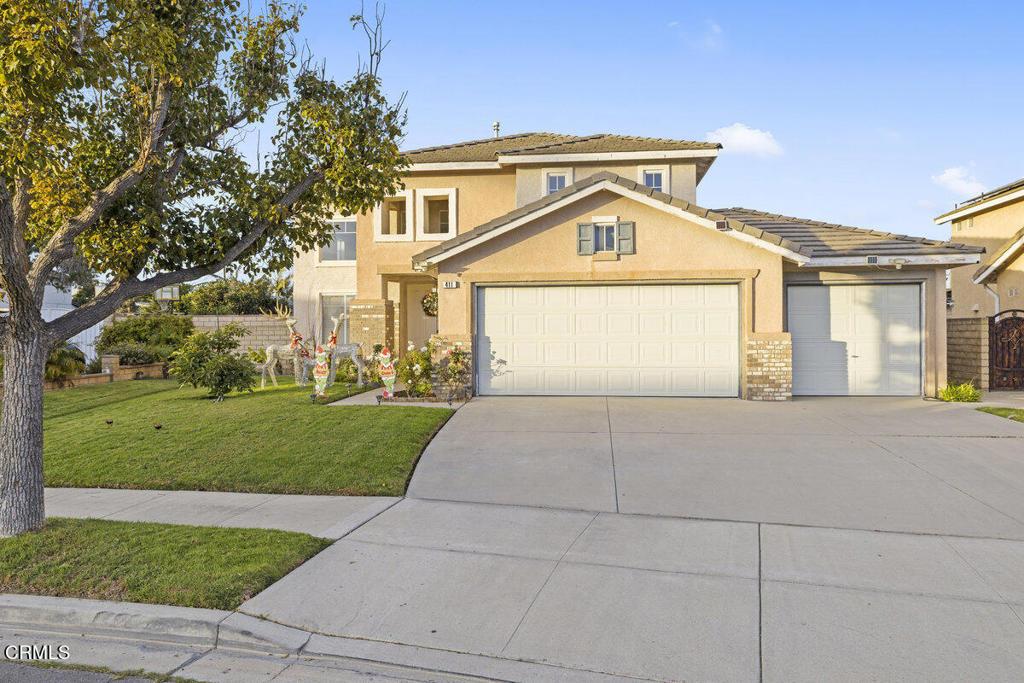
[0,594,637,682]
[0,594,228,646]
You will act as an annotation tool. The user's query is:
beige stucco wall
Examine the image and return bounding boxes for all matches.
[948,200,1024,318]
[783,266,948,396]
[431,190,785,348]
[353,170,517,297]
[293,210,358,340]
[515,162,699,207]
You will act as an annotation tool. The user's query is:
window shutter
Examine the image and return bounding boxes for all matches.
[577,223,595,255]
[616,221,636,254]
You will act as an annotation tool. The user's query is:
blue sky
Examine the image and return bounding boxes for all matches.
[296,1,1024,241]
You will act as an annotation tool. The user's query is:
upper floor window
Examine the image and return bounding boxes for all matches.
[320,219,356,262]
[639,166,669,194]
[416,188,458,241]
[594,223,617,252]
[543,168,573,196]
[374,190,413,242]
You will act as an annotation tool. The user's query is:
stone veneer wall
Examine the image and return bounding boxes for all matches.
[746,333,793,401]
[348,299,395,354]
[947,317,989,391]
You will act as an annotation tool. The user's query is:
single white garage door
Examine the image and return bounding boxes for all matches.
[788,284,922,396]
[476,284,739,396]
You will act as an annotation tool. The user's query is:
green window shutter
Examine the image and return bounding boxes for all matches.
[577,223,595,255]
[616,221,635,254]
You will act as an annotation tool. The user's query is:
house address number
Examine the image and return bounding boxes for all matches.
[442,281,459,289]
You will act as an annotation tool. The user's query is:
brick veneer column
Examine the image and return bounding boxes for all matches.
[745,333,792,401]
[348,299,395,353]
[946,317,989,390]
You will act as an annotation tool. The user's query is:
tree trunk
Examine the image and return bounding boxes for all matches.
[0,331,48,536]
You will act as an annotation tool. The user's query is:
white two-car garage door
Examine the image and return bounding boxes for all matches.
[788,284,922,396]
[476,284,739,396]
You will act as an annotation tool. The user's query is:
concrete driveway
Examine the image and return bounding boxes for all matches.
[241,397,1024,682]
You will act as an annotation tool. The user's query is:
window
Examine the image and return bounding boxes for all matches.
[320,220,356,262]
[542,168,573,196]
[642,171,663,192]
[594,224,617,252]
[415,188,458,240]
[576,221,635,256]
[374,190,413,241]
[321,294,353,345]
[639,166,670,194]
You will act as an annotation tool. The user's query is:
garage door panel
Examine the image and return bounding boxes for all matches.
[788,284,921,396]
[477,284,739,396]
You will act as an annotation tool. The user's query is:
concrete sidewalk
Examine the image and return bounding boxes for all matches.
[45,488,398,539]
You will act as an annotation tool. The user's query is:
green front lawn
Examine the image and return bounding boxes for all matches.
[0,518,329,609]
[978,407,1024,423]
[43,380,453,495]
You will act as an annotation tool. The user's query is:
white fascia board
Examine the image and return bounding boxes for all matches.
[803,253,982,268]
[972,233,1024,284]
[934,186,1024,224]
[496,149,719,165]
[416,179,808,267]
[408,162,502,172]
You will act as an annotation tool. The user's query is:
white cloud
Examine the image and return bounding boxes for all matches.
[667,20,680,28]
[696,20,723,50]
[705,123,783,157]
[931,166,985,197]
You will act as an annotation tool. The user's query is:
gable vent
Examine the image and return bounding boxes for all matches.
[715,220,731,231]
[866,255,879,264]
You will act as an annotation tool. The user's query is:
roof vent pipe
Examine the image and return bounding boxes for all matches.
[492,121,501,138]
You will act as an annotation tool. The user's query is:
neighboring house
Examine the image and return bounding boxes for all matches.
[293,132,982,399]
[0,285,105,360]
[935,177,1024,390]
[935,177,1024,318]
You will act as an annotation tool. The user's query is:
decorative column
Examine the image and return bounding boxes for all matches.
[348,299,395,354]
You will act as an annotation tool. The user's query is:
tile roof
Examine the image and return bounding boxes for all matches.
[954,176,1024,212]
[403,133,719,163]
[715,208,984,258]
[497,134,721,156]
[413,172,983,266]
[403,133,575,163]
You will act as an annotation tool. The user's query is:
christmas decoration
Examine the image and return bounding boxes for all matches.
[379,347,397,399]
[421,289,438,317]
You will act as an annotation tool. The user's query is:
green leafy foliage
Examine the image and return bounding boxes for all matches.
[396,342,433,397]
[95,314,193,362]
[168,323,255,399]
[938,382,982,402]
[175,278,278,315]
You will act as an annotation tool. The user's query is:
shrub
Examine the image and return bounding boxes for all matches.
[335,357,358,383]
[938,382,982,402]
[178,279,277,315]
[437,342,471,400]
[99,343,164,365]
[168,324,256,400]
[96,314,193,362]
[362,344,385,385]
[396,342,434,397]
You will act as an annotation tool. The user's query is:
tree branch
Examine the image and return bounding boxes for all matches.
[46,169,322,341]
[27,81,174,297]
[0,179,42,334]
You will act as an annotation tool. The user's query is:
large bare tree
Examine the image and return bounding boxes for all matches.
[0,0,406,536]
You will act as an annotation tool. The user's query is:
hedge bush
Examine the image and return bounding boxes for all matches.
[95,314,193,362]
[177,279,277,315]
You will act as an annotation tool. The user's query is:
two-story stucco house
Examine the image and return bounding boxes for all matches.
[293,132,982,399]
[935,177,1024,318]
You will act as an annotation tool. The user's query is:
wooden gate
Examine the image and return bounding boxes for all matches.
[990,310,1024,390]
